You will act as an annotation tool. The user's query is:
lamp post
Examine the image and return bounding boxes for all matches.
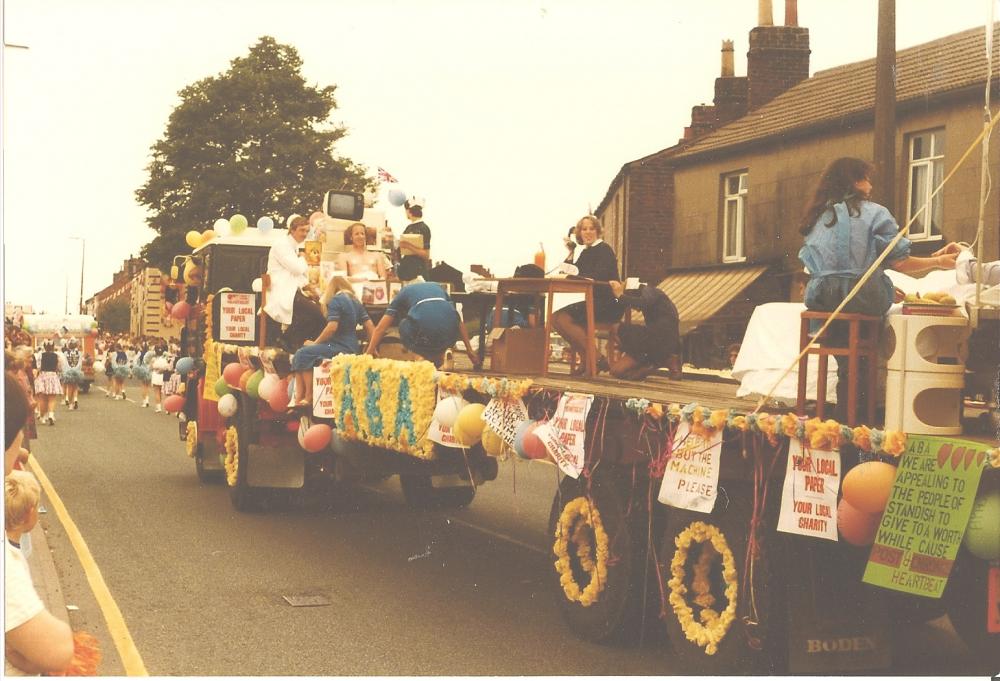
[68,236,85,313]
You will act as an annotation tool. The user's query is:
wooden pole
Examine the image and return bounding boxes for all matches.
[872,0,896,210]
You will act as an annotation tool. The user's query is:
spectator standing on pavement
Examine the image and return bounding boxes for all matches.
[4,371,74,675]
[33,341,62,426]
[9,348,38,450]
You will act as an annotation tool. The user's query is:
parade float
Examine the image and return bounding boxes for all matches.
[160,187,1000,673]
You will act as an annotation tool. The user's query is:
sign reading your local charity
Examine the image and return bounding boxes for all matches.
[533,392,594,478]
[777,439,841,541]
[219,292,256,343]
[863,435,989,598]
[658,422,723,513]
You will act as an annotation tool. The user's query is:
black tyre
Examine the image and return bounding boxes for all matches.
[547,471,653,645]
[943,547,1000,671]
[229,402,262,512]
[399,474,475,510]
[659,487,773,674]
[195,440,225,484]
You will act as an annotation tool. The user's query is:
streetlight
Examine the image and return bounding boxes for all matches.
[68,236,85,314]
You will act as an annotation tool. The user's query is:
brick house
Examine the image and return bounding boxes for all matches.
[597,4,999,367]
[129,267,181,342]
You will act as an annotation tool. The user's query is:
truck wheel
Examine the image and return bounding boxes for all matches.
[943,547,1000,671]
[399,474,475,510]
[547,472,652,645]
[228,411,262,512]
[195,442,225,484]
[660,489,766,674]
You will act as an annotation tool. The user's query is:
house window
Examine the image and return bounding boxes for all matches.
[722,171,748,262]
[906,129,945,240]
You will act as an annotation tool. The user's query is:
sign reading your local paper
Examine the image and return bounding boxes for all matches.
[219,292,256,342]
[658,422,722,513]
[534,392,594,478]
[863,435,988,598]
[777,439,840,541]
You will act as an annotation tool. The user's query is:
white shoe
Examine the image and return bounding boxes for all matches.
[63,398,70,406]
[154,406,162,413]
[142,398,149,407]
[955,248,975,285]
[47,414,55,425]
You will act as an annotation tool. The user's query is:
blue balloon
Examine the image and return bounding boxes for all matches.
[175,357,195,376]
[387,188,407,207]
[513,420,535,460]
[257,216,274,232]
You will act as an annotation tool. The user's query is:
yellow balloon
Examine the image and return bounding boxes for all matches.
[842,461,897,514]
[200,229,215,245]
[481,427,505,457]
[454,403,486,445]
[185,230,202,248]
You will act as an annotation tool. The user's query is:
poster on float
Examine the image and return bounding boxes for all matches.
[535,392,593,478]
[658,422,722,513]
[777,439,840,541]
[862,436,988,598]
[481,397,529,448]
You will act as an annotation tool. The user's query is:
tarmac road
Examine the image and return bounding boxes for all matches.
[25,378,987,676]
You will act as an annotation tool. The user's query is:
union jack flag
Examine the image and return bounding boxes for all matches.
[377,167,398,183]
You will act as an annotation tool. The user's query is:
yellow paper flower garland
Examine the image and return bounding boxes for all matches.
[185,421,198,458]
[435,372,533,401]
[667,521,739,656]
[552,497,610,608]
[223,426,239,487]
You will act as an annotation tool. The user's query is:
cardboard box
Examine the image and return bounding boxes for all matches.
[490,327,547,374]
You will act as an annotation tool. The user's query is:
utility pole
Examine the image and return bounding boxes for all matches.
[872,0,896,210]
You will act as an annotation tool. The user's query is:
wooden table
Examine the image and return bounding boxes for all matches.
[492,277,603,378]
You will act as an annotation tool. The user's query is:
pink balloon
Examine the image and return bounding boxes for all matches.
[837,498,882,546]
[302,424,332,453]
[522,423,549,460]
[285,419,300,433]
[222,362,245,388]
[267,378,290,413]
[163,394,185,413]
[171,301,190,320]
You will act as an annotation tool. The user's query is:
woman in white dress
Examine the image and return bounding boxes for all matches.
[337,222,387,281]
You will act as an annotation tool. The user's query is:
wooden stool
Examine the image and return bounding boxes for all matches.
[796,311,881,426]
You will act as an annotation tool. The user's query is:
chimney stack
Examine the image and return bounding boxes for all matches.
[758,0,773,26]
[785,0,798,27]
[721,40,735,77]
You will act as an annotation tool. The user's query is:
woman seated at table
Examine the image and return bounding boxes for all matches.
[608,280,682,380]
[551,215,623,374]
[289,276,375,408]
[337,222,387,282]
[366,256,480,369]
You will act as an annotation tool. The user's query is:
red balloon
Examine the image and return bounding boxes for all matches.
[522,423,549,460]
[302,424,332,453]
[163,394,185,413]
[223,362,244,388]
[267,378,290,413]
[285,419,300,433]
[837,498,882,546]
[170,301,190,320]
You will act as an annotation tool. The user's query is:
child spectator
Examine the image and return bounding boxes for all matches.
[5,470,40,551]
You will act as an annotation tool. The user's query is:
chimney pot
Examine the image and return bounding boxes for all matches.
[721,39,735,77]
[758,0,773,26]
[785,0,798,27]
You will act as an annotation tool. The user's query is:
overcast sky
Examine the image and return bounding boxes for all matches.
[2,0,996,314]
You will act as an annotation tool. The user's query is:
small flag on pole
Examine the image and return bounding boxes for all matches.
[378,167,398,183]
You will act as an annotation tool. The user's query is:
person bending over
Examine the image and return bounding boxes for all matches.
[608,280,682,380]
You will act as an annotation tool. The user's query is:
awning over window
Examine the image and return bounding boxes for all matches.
[656,264,769,334]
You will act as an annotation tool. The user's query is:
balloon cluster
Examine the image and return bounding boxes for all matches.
[512,420,549,460]
[187,214,275,250]
[837,461,896,546]
[433,397,488,447]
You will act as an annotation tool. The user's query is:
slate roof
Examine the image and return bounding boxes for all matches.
[674,23,1000,161]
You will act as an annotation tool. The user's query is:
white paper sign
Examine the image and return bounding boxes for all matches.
[219,292,256,342]
[312,361,334,419]
[658,422,723,513]
[535,392,593,478]
[481,397,529,448]
[427,419,462,447]
[777,439,840,541]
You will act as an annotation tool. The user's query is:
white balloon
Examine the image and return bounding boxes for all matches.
[257,373,278,401]
[217,393,238,417]
[251,277,263,293]
[432,395,467,429]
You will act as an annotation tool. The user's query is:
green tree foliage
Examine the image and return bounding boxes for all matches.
[136,36,373,269]
[97,299,131,335]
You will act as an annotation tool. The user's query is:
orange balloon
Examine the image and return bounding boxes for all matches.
[841,461,897,514]
[238,369,253,392]
[837,498,882,546]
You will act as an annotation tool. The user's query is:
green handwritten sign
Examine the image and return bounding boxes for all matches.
[862,435,989,598]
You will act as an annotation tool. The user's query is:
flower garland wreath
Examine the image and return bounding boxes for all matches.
[667,520,739,656]
[435,372,533,401]
[552,496,610,608]
[185,421,198,458]
[223,426,239,487]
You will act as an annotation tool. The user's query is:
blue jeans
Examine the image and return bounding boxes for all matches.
[291,343,343,371]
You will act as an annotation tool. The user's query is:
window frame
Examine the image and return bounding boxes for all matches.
[905,128,945,242]
[722,170,748,263]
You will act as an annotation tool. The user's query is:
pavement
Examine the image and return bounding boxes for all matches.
[24,507,70,627]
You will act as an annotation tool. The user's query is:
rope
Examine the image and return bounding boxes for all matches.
[752,102,1000,414]
[975,10,996,308]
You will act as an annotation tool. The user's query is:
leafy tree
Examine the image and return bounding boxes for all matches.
[97,299,130,335]
[136,36,373,269]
